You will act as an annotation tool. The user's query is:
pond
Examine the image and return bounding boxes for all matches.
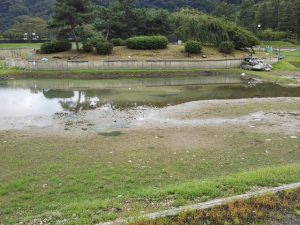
[1,75,300,130]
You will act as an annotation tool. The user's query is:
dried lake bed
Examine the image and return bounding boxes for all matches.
[1,76,300,224]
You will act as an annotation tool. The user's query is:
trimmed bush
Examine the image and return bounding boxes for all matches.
[185,40,202,54]
[96,41,113,55]
[82,41,94,52]
[40,41,72,54]
[126,36,168,50]
[111,38,125,46]
[218,41,234,54]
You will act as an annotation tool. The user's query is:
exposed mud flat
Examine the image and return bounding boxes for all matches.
[0,97,299,133]
[39,97,300,136]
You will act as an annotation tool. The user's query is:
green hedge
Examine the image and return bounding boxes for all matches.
[126,36,168,50]
[111,38,125,46]
[40,41,72,54]
[82,41,94,52]
[218,41,234,54]
[185,40,202,54]
[96,41,113,55]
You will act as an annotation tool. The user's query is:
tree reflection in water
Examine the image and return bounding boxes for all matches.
[43,90,98,113]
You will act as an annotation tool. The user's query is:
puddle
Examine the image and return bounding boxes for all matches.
[1,76,300,131]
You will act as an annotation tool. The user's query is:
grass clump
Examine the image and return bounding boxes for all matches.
[98,131,123,137]
[132,188,300,225]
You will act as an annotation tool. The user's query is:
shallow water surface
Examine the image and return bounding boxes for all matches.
[1,76,300,130]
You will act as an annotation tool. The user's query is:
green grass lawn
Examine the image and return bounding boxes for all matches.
[0,43,42,49]
[1,126,300,224]
[261,41,300,47]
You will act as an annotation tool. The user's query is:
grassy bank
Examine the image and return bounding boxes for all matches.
[1,125,300,224]
[134,188,300,225]
[0,43,42,49]
[0,67,223,79]
[261,41,300,48]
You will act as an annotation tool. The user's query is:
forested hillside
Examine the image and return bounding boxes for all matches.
[0,0,299,40]
[0,0,257,32]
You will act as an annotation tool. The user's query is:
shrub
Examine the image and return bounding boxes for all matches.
[89,37,106,47]
[185,40,202,54]
[126,36,168,50]
[228,27,260,50]
[82,41,94,52]
[40,40,72,54]
[218,41,234,54]
[111,38,125,46]
[95,41,113,55]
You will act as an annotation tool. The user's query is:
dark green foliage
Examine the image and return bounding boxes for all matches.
[95,41,113,55]
[94,4,174,40]
[111,38,125,46]
[227,26,260,50]
[218,41,234,54]
[185,40,202,54]
[174,9,260,50]
[82,41,94,52]
[50,0,92,50]
[90,37,106,47]
[40,40,72,53]
[126,36,168,50]
[1,0,300,41]
[259,29,288,41]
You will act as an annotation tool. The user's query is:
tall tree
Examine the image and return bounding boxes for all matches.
[239,0,256,31]
[50,0,92,50]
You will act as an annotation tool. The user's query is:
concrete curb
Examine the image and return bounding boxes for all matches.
[96,182,300,225]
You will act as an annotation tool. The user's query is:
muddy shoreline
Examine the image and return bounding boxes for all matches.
[2,97,300,137]
[0,70,229,80]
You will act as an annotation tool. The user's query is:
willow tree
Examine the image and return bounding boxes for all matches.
[50,0,92,51]
[172,9,259,52]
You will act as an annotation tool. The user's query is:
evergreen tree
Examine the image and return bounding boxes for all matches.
[239,0,256,31]
[279,1,298,33]
[50,0,92,50]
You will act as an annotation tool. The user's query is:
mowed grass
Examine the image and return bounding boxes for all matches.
[1,126,300,224]
[0,43,42,49]
[261,41,300,47]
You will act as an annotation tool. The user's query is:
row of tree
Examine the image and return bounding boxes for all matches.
[0,0,300,38]
[213,0,300,37]
[2,0,298,48]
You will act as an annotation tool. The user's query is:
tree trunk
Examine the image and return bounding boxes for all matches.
[71,29,80,51]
